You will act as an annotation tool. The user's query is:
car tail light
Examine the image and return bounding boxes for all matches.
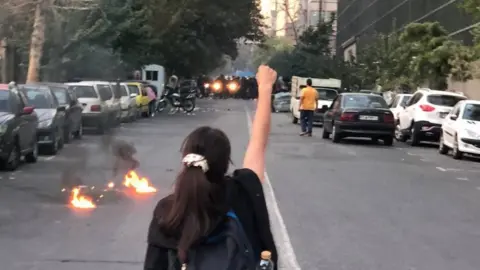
[383,114,394,123]
[419,104,435,112]
[90,105,101,111]
[340,112,355,121]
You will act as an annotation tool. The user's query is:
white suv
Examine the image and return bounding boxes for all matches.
[439,100,480,159]
[396,88,466,145]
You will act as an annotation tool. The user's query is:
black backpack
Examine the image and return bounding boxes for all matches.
[167,211,256,270]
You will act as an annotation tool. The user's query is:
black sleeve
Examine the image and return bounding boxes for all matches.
[144,243,169,270]
[232,169,278,268]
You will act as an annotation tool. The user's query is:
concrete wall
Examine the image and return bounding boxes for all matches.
[448,61,480,100]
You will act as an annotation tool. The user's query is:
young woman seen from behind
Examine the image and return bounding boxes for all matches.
[144,65,278,269]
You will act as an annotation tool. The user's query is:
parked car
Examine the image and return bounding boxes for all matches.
[439,100,480,159]
[125,82,150,117]
[50,83,83,142]
[79,81,121,127]
[0,83,38,170]
[118,83,138,122]
[272,92,291,112]
[322,93,395,145]
[20,84,66,155]
[389,93,412,121]
[396,88,466,145]
[66,82,110,134]
[107,81,124,125]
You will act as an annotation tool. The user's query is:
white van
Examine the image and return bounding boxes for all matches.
[290,76,341,124]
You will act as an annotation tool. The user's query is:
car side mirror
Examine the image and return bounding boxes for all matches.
[57,105,66,112]
[22,106,34,115]
[450,115,458,120]
[321,105,328,110]
[130,93,137,98]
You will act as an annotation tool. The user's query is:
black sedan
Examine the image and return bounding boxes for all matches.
[20,84,66,154]
[322,93,395,145]
[50,83,83,143]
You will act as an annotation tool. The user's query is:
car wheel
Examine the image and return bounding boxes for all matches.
[25,140,38,163]
[395,124,407,142]
[409,122,420,146]
[332,125,341,143]
[438,132,449,155]
[63,125,72,144]
[292,113,298,124]
[322,126,330,139]
[182,99,195,113]
[4,142,21,171]
[452,134,463,159]
[46,133,59,155]
[383,136,394,146]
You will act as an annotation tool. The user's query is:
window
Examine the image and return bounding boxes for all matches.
[400,95,411,107]
[21,86,55,108]
[120,85,128,96]
[128,85,140,95]
[0,91,10,112]
[427,95,466,107]
[97,84,113,101]
[451,104,461,117]
[315,88,338,101]
[462,104,480,121]
[407,93,422,106]
[109,84,122,99]
[52,88,68,105]
[343,95,388,109]
[146,70,158,81]
[389,96,399,108]
[69,85,97,98]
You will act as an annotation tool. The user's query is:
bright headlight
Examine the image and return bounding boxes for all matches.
[213,82,221,91]
[227,82,238,92]
[38,119,53,128]
[204,83,210,88]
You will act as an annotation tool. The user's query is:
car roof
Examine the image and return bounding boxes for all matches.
[125,82,142,86]
[462,99,480,106]
[79,81,111,84]
[342,92,383,97]
[415,88,465,97]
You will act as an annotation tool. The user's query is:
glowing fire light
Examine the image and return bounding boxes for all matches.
[123,171,156,193]
[227,82,239,93]
[70,188,96,209]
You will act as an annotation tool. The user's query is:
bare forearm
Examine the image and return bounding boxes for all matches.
[243,84,271,181]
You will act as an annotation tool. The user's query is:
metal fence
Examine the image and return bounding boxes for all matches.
[336,0,476,55]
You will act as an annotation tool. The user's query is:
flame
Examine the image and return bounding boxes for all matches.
[123,171,156,193]
[227,82,239,93]
[70,188,96,209]
[212,82,222,92]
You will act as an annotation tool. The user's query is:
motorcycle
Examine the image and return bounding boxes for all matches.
[157,82,196,113]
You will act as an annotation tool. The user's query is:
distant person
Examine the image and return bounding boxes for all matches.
[146,86,156,116]
[299,78,318,137]
[144,65,278,270]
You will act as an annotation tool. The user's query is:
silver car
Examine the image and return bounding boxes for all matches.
[272,92,291,112]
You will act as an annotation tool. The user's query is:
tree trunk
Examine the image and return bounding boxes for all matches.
[26,1,46,83]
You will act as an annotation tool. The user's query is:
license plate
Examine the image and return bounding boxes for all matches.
[359,115,378,121]
[439,112,449,118]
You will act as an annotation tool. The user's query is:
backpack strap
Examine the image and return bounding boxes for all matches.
[167,249,177,270]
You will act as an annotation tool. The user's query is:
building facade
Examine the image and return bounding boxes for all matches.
[336,0,477,61]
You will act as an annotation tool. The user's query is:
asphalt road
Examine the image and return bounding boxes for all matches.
[1,99,480,270]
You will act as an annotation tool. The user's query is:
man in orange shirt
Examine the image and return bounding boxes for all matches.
[299,79,318,136]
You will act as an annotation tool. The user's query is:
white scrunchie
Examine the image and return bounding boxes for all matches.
[182,153,209,172]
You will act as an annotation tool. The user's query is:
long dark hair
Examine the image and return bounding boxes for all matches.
[158,126,231,263]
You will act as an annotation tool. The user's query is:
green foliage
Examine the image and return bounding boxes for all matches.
[459,0,480,19]
[350,22,475,91]
[263,17,336,78]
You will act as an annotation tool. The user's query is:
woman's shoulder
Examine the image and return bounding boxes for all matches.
[229,168,264,199]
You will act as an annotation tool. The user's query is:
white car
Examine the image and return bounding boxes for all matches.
[389,93,412,121]
[396,88,466,145]
[439,100,480,159]
[119,83,138,122]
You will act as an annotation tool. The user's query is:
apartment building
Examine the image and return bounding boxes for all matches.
[336,0,477,61]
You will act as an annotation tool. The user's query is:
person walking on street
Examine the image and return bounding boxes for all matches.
[299,78,318,136]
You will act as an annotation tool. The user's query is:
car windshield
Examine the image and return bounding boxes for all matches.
[315,88,338,100]
[343,95,388,109]
[400,95,412,106]
[52,89,67,105]
[0,91,10,112]
[427,95,465,107]
[128,85,140,95]
[69,85,97,98]
[462,104,480,121]
[22,87,54,108]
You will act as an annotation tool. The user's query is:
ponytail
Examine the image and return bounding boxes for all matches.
[159,154,216,263]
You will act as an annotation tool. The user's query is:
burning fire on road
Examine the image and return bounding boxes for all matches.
[66,170,156,209]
